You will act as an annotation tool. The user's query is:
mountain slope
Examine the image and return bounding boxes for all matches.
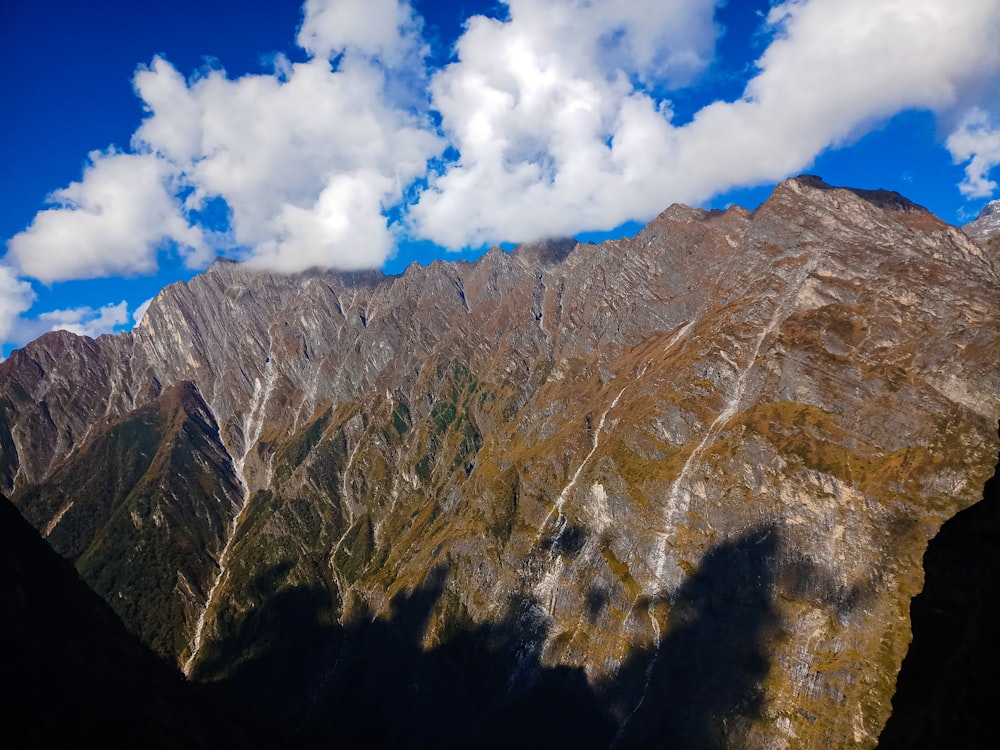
[877,424,1000,750]
[0,494,256,748]
[2,176,997,747]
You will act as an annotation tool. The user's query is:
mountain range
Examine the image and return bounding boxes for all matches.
[2,176,998,748]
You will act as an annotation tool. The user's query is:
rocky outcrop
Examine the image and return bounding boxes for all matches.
[1,176,997,748]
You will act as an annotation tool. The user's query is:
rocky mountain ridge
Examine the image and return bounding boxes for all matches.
[2,175,998,748]
[963,198,1000,239]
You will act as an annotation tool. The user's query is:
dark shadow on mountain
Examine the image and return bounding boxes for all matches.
[611,525,780,749]
[327,268,388,289]
[200,525,780,749]
[878,421,1000,750]
[0,494,260,749]
[191,561,342,732]
[541,517,585,556]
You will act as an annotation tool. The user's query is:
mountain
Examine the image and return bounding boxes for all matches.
[877,426,1000,749]
[963,199,1000,240]
[2,176,997,748]
[0,493,257,748]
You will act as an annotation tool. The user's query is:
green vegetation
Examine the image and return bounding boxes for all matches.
[431,400,456,433]
[274,409,331,479]
[600,542,641,600]
[391,402,411,435]
[334,515,374,583]
[22,406,163,561]
[741,401,912,489]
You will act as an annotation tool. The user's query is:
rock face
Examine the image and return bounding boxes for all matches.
[1,176,997,748]
[876,426,1000,749]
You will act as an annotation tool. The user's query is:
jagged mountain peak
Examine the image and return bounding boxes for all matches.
[977,198,1000,219]
[770,174,931,215]
[964,198,1000,239]
[128,174,967,355]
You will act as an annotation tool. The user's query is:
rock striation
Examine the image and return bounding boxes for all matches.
[1,176,997,748]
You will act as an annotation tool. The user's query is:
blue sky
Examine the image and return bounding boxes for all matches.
[2,0,999,356]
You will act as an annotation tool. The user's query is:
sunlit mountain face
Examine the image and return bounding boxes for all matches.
[2,177,997,748]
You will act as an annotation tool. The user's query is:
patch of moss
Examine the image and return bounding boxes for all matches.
[334,515,374,583]
[431,400,457,433]
[274,409,331,479]
[391,402,411,435]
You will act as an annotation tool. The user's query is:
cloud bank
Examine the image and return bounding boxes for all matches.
[0,290,133,349]
[947,108,1000,199]
[3,0,1000,320]
[7,151,204,283]
[132,52,440,274]
[8,0,441,284]
[0,267,36,344]
[414,0,1000,246]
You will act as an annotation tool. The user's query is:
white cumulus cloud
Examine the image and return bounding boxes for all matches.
[409,0,723,247]
[947,108,1000,199]
[5,300,132,347]
[413,0,1000,248]
[5,0,441,284]
[6,151,205,283]
[246,169,397,272]
[297,0,425,64]
[38,300,131,338]
[130,8,441,273]
[0,267,36,343]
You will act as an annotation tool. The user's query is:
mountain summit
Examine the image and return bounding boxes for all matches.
[2,177,997,748]
[964,198,1000,240]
